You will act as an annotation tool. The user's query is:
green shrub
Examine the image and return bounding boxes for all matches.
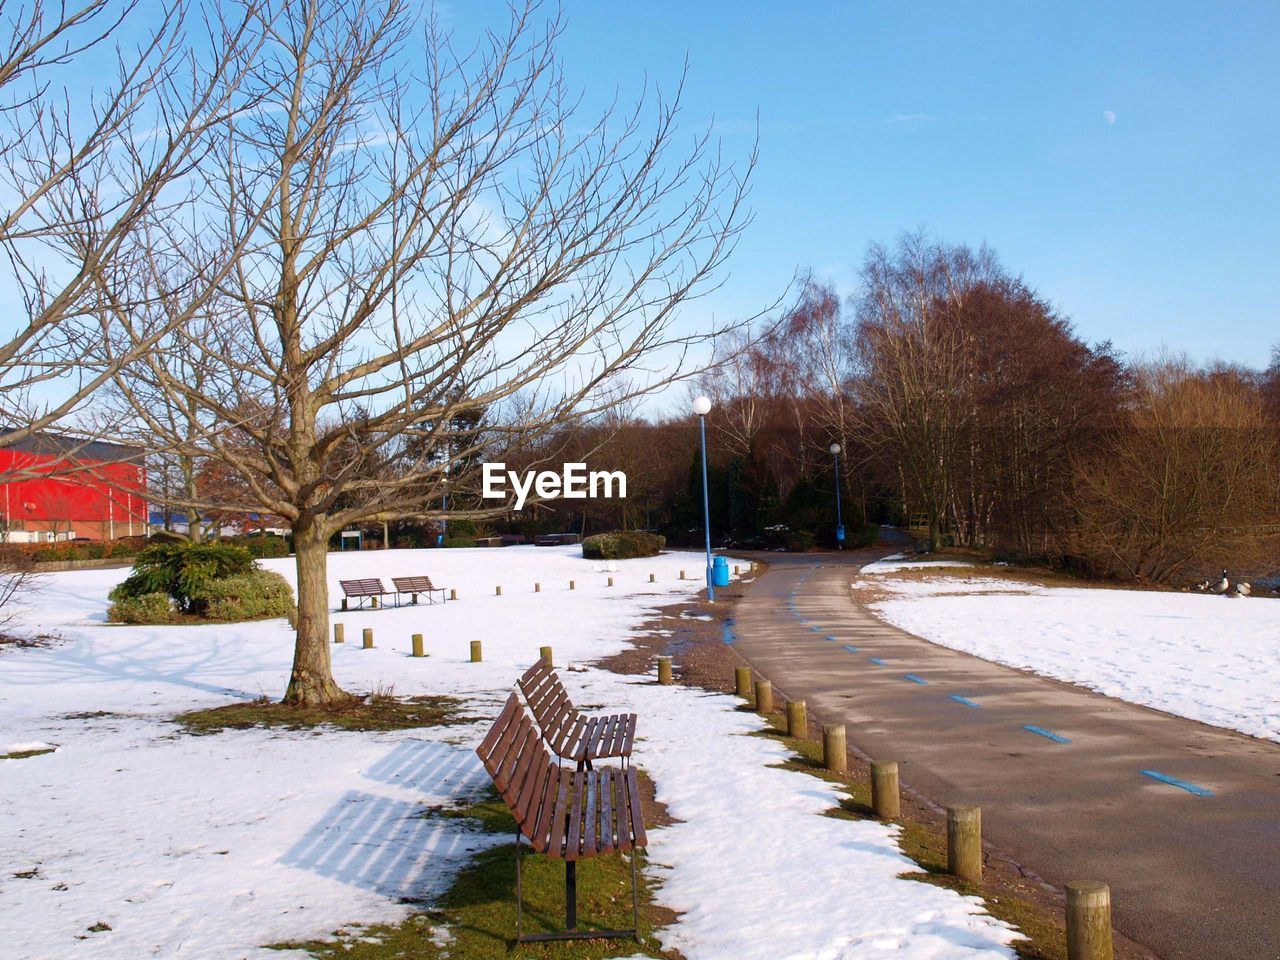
[787,530,816,552]
[107,592,177,624]
[190,570,295,621]
[110,542,256,611]
[581,530,666,560]
[226,534,290,559]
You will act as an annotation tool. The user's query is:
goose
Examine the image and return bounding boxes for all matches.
[1211,570,1230,595]
[1232,581,1251,598]
[1193,577,1212,592]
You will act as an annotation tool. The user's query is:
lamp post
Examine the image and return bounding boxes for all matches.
[437,478,448,547]
[829,442,845,549]
[693,395,714,601]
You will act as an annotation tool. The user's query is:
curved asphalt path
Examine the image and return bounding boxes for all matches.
[728,548,1280,960]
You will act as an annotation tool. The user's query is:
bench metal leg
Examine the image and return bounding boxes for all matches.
[515,850,641,943]
[565,860,577,930]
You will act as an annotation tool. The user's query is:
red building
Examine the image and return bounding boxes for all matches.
[0,431,147,542]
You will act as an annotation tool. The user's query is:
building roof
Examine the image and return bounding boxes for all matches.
[0,429,145,463]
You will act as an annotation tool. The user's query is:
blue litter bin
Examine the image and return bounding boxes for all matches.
[712,555,730,588]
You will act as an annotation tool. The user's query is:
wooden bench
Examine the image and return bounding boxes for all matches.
[518,660,637,767]
[338,578,390,610]
[476,692,645,942]
[390,575,447,606]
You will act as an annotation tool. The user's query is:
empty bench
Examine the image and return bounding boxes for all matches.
[476,692,645,942]
[338,578,390,610]
[518,659,637,767]
[391,575,447,606]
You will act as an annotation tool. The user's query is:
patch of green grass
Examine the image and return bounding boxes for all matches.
[752,718,1066,960]
[269,790,676,959]
[175,692,467,735]
[1,747,56,760]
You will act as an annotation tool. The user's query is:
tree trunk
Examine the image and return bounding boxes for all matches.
[284,519,349,705]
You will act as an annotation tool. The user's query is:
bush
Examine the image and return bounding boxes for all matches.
[107,591,177,625]
[110,542,256,612]
[190,570,295,621]
[581,530,666,560]
[226,534,290,559]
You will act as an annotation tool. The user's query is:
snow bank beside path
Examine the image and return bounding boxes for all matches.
[858,570,1280,742]
[1,547,1018,959]
[860,553,976,575]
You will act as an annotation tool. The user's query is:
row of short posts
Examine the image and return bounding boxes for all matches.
[733,664,1114,960]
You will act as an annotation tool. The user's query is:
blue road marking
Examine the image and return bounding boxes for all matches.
[842,644,860,653]
[721,623,735,645]
[825,635,838,641]
[869,657,889,666]
[903,674,928,685]
[1023,724,1070,743]
[1141,770,1213,797]
[809,626,821,632]
[949,694,981,708]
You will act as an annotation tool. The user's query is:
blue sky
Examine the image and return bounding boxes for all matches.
[452,1,1280,367]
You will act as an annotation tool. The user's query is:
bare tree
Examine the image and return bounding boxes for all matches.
[852,232,996,551]
[0,1,275,467]
[111,1,757,705]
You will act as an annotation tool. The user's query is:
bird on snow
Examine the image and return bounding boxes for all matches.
[1211,570,1230,595]
[1193,577,1212,592]
[1232,581,1251,598]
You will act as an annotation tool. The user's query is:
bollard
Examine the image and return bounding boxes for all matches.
[735,666,752,699]
[495,585,502,596]
[362,628,374,649]
[449,588,457,601]
[734,564,740,575]
[658,656,673,685]
[287,610,296,629]
[411,633,425,658]
[534,582,540,593]
[870,761,900,819]
[341,598,348,611]
[371,596,379,609]
[334,623,345,644]
[470,640,483,663]
[540,645,553,667]
[786,699,807,738]
[754,679,773,714]
[607,576,614,587]
[947,806,982,882]
[823,724,847,773]
[569,579,575,590]
[649,573,655,583]
[680,569,685,580]
[1066,881,1113,960]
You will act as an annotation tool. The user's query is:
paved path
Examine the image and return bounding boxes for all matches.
[729,549,1280,960]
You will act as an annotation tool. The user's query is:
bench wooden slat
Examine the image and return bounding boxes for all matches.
[547,769,573,859]
[625,766,646,848]
[518,660,637,764]
[615,764,634,853]
[339,578,388,597]
[566,768,586,861]
[598,766,615,853]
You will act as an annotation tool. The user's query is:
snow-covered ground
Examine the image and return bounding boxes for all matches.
[856,555,1280,742]
[1,546,1019,959]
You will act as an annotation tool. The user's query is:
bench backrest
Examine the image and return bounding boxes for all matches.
[339,578,387,597]
[518,660,581,755]
[476,693,557,853]
[391,575,435,591]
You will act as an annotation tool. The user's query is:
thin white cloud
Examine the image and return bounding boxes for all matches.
[1103,110,1117,124]
[885,113,936,125]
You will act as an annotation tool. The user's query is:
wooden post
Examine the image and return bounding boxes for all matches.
[734,564,740,574]
[540,645,553,667]
[1066,881,1113,960]
[754,679,773,714]
[786,699,807,738]
[823,724,847,773]
[333,623,345,644]
[362,628,374,649]
[649,573,655,582]
[679,569,685,580]
[371,596,379,609]
[735,666,752,698]
[657,656,673,684]
[287,610,296,629]
[470,640,483,663]
[449,588,456,601]
[411,634,425,658]
[569,579,575,590]
[534,582,541,593]
[870,761,900,819]
[607,576,614,587]
[495,585,502,596]
[341,598,348,611]
[947,806,982,882]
